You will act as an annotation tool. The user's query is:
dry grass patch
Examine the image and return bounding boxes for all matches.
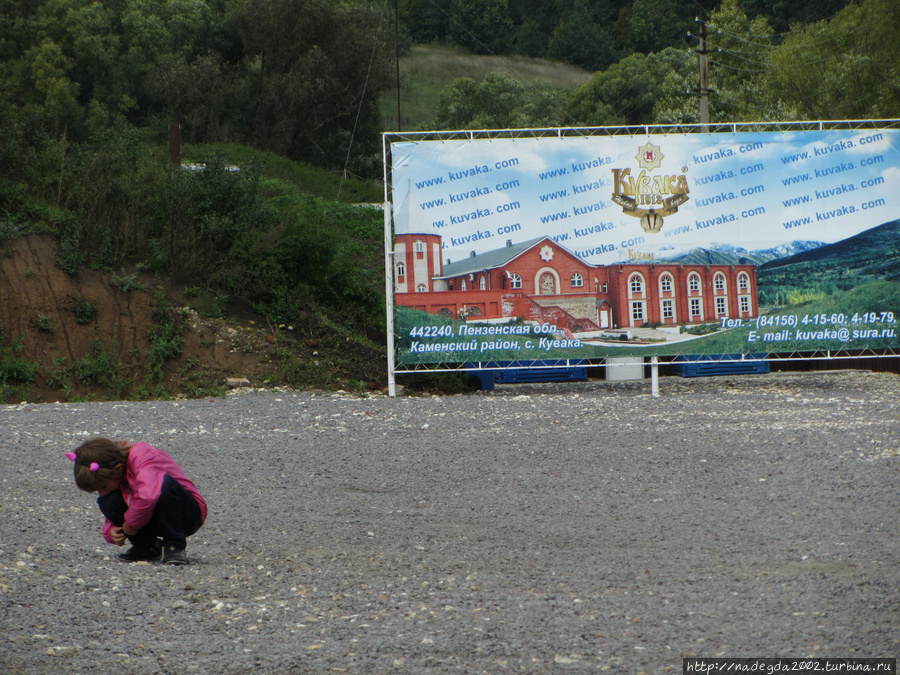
[381,44,593,131]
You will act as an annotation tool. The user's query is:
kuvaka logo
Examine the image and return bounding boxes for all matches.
[611,142,690,233]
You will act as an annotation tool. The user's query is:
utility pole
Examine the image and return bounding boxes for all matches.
[696,18,711,132]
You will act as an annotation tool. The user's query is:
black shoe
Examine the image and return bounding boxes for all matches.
[118,541,162,562]
[163,545,189,565]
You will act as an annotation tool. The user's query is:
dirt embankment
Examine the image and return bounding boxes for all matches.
[0,234,384,402]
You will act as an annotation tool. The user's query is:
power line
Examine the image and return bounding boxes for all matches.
[688,30,854,72]
[338,0,390,197]
[707,57,766,75]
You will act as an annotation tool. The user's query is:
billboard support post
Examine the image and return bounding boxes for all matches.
[384,203,396,397]
[651,356,660,398]
[383,134,397,397]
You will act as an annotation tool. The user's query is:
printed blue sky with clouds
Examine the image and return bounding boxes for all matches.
[391,128,900,266]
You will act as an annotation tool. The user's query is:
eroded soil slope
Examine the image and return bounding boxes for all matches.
[0,235,384,402]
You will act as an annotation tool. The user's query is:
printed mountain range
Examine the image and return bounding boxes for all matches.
[659,220,900,280]
[661,240,824,266]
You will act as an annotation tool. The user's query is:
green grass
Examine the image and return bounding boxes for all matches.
[633,280,900,358]
[394,280,900,366]
[380,44,593,132]
[178,143,383,204]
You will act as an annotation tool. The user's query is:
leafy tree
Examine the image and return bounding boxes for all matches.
[449,0,515,55]
[565,47,694,126]
[655,0,795,124]
[547,5,619,70]
[12,40,82,131]
[226,0,393,174]
[508,0,628,63]
[624,0,700,54]
[398,0,452,44]
[512,18,548,58]
[763,0,900,120]
[738,0,856,33]
[0,0,227,147]
[429,72,568,130]
[31,0,123,111]
[0,0,42,61]
[144,53,234,143]
[507,0,562,32]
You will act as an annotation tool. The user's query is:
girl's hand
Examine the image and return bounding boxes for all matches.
[109,526,126,546]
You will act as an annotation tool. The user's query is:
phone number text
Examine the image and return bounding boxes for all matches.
[721,312,896,330]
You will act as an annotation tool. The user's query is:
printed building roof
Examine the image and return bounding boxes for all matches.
[437,237,561,279]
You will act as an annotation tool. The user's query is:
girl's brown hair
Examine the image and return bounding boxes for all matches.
[71,438,131,492]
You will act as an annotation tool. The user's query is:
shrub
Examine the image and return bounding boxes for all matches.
[146,291,186,384]
[36,314,56,333]
[0,358,39,384]
[69,297,98,325]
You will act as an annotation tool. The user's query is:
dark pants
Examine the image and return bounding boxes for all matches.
[98,474,203,550]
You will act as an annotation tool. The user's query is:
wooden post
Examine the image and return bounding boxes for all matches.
[169,122,181,168]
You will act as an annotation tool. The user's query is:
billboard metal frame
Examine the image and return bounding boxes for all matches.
[382,120,900,395]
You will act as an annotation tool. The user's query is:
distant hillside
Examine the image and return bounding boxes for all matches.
[380,44,593,132]
[761,220,900,278]
[662,240,826,266]
[652,221,900,308]
[753,220,900,305]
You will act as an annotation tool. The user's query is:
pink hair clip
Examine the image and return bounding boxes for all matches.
[65,452,100,471]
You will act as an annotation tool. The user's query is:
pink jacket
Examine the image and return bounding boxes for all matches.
[102,442,208,544]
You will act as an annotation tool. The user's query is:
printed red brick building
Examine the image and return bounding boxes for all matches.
[394,234,758,332]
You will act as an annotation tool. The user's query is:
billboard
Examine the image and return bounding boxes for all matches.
[384,122,900,372]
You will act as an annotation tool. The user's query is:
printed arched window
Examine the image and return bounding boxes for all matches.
[688,273,701,293]
[571,272,584,288]
[714,272,727,293]
[461,279,467,291]
[738,272,750,292]
[414,240,425,259]
[479,276,487,290]
[510,273,522,290]
[416,283,427,292]
[396,262,406,280]
[629,274,644,296]
[659,274,673,294]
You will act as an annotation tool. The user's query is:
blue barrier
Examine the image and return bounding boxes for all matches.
[672,354,770,378]
[466,360,588,391]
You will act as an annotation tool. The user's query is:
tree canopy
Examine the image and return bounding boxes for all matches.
[3,0,894,171]
[428,72,568,130]
[0,0,394,175]
[424,0,900,131]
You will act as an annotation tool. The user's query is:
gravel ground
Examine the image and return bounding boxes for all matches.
[1,370,899,674]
